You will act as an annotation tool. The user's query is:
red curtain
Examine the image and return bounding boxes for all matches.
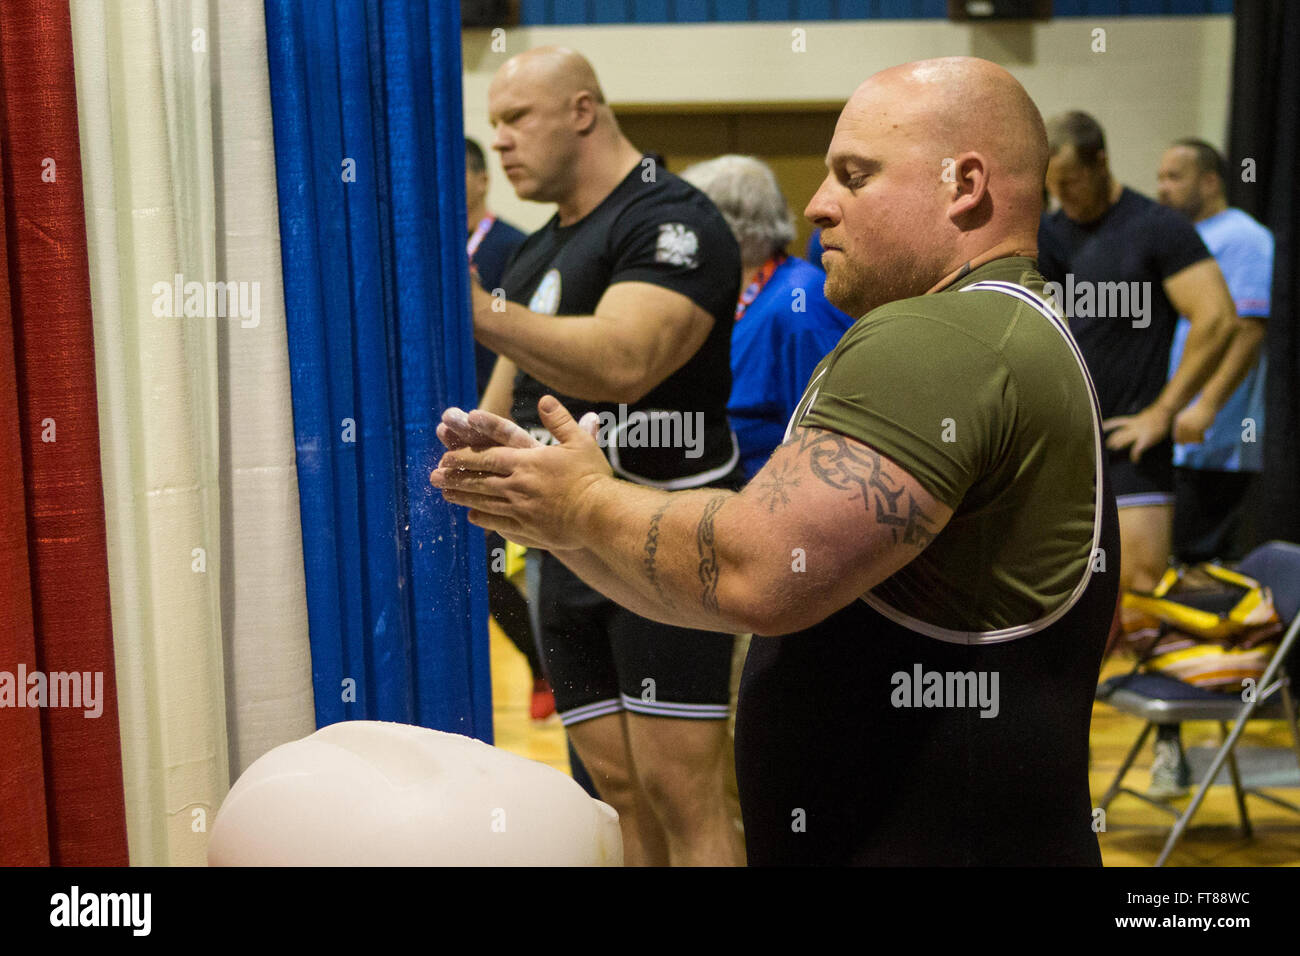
[0,0,127,865]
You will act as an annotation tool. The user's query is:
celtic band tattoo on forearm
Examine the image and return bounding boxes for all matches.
[695,494,728,613]
[794,427,938,547]
[642,498,675,609]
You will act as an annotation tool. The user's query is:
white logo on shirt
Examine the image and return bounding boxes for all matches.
[528,269,561,315]
[655,223,698,268]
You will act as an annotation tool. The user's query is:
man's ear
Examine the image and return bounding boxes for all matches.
[571,91,599,135]
[947,152,991,224]
[1202,170,1221,200]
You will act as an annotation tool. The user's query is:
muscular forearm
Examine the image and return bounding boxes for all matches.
[563,478,761,633]
[435,412,952,639]
[550,547,713,631]
[474,302,636,403]
[1155,308,1233,414]
[1190,317,1266,414]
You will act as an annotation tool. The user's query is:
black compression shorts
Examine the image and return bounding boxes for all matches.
[535,551,735,726]
[1109,439,1174,508]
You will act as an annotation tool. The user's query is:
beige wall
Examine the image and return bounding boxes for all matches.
[462,16,1233,234]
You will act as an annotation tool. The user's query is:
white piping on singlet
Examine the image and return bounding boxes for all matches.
[855,279,1107,645]
[607,427,741,490]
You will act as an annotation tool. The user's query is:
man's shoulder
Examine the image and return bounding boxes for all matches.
[1209,207,1275,252]
[837,267,1075,368]
[1124,188,1194,234]
[617,169,729,229]
[605,171,739,275]
[1113,190,1210,271]
[1119,185,1158,211]
[833,291,1006,366]
[864,266,1037,327]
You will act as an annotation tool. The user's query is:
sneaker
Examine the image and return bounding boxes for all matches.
[1147,737,1191,800]
[529,678,556,721]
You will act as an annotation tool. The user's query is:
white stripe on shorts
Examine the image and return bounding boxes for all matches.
[558,698,623,726]
[619,693,730,719]
[1116,491,1175,509]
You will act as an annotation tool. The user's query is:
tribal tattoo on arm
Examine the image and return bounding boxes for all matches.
[638,492,733,617]
[695,494,728,613]
[794,427,940,548]
[635,431,935,621]
[642,498,675,609]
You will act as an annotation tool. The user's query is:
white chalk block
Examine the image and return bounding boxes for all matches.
[207,720,622,866]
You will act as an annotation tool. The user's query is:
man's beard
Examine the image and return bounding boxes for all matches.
[823,250,937,319]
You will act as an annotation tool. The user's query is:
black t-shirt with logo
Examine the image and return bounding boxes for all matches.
[502,160,743,488]
[1038,187,1210,419]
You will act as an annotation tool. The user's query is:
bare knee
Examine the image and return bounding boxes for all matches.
[589,765,638,813]
[629,722,728,836]
[566,716,636,810]
[636,763,718,837]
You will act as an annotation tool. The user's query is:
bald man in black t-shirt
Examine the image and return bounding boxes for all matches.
[468,47,744,867]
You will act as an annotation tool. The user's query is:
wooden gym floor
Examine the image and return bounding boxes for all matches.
[489,622,1300,866]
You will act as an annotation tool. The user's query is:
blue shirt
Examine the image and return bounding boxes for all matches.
[469,216,527,397]
[727,256,855,479]
[1167,207,1273,471]
[806,229,825,271]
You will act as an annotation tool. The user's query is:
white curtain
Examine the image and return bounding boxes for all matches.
[70,0,314,866]
[209,0,315,781]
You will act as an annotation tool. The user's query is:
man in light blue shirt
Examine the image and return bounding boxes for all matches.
[1158,139,1273,565]
[1148,138,1274,800]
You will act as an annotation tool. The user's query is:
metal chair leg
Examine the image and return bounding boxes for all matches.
[1220,721,1254,839]
[1281,681,1300,776]
[1100,720,1155,811]
[1155,712,1256,867]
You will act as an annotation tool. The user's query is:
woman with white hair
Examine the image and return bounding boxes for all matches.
[681,155,855,478]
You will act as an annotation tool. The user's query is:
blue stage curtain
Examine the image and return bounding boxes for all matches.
[264,0,490,739]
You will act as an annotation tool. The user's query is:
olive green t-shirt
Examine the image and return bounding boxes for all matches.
[791,257,1100,636]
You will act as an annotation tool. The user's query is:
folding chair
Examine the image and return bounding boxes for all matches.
[1095,540,1300,866]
